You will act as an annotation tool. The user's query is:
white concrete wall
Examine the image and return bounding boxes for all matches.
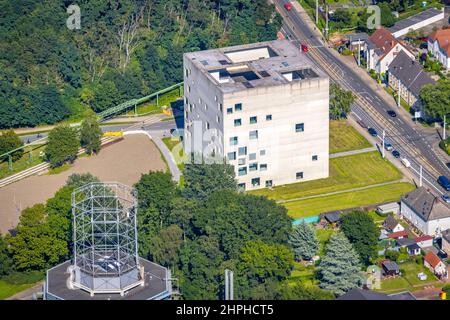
[401,201,450,236]
[221,78,329,189]
[184,54,330,190]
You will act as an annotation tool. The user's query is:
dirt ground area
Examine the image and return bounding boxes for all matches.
[0,134,166,234]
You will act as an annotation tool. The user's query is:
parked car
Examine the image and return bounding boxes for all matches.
[442,194,450,203]
[384,139,393,151]
[401,158,411,168]
[368,127,377,136]
[438,176,450,191]
[438,250,448,259]
[284,2,293,11]
[387,110,397,117]
[392,150,400,158]
[301,43,309,52]
[357,120,367,129]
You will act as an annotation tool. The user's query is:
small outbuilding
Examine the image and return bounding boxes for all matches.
[384,215,404,233]
[414,235,434,248]
[388,230,409,240]
[424,252,447,279]
[407,243,421,256]
[382,260,400,277]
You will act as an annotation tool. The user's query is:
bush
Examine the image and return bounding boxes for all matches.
[1,270,44,285]
[0,130,24,161]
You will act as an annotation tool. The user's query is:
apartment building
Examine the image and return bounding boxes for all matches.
[183,40,329,190]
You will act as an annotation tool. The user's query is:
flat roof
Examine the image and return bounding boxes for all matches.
[46,258,170,300]
[389,8,444,33]
[184,40,327,94]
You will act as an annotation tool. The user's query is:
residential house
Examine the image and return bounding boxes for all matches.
[414,235,434,248]
[388,230,409,240]
[407,243,421,256]
[384,215,405,233]
[428,29,450,70]
[365,28,415,74]
[441,229,450,256]
[389,8,445,38]
[387,50,435,109]
[424,252,447,279]
[381,260,400,277]
[397,237,415,248]
[400,187,450,236]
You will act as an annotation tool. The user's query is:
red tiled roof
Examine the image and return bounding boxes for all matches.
[369,28,399,58]
[429,29,450,56]
[388,230,408,239]
[414,235,433,242]
[424,252,442,269]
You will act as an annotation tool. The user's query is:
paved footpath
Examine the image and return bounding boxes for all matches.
[330,146,377,158]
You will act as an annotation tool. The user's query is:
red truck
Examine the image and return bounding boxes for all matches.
[284,2,293,11]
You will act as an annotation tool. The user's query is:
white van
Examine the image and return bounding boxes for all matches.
[401,158,411,168]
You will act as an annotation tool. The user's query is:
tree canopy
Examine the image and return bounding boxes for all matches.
[318,232,363,296]
[0,130,24,161]
[45,125,80,167]
[288,222,319,261]
[329,83,355,120]
[420,79,450,120]
[0,0,281,128]
[340,211,379,265]
[80,114,103,154]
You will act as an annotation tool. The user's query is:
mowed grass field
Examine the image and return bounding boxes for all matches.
[251,151,402,201]
[284,182,415,218]
[0,280,35,300]
[329,120,372,154]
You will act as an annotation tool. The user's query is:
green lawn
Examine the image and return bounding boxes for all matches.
[287,262,318,287]
[376,261,439,294]
[162,137,185,171]
[125,88,181,116]
[284,182,415,218]
[317,228,335,256]
[0,280,35,300]
[251,151,402,201]
[329,120,371,154]
[0,144,46,180]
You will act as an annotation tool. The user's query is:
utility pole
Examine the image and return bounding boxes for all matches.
[382,130,385,159]
[224,269,234,300]
[325,5,329,40]
[397,79,401,108]
[420,165,423,187]
[358,38,361,67]
[316,0,319,25]
[444,114,446,140]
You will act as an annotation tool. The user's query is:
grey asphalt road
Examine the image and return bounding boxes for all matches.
[276,0,448,195]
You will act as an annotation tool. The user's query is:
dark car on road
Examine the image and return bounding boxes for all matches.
[387,110,397,117]
[357,120,367,129]
[442,194,450,203]
[392,150,400,158]
[438,176,450,191]
[368,127,377,137]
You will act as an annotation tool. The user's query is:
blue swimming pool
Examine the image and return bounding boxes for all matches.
[292,216,320,225]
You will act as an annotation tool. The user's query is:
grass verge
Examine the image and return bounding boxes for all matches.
[250,151,402,201]
[283,182,415,218]
[329,120,371,154]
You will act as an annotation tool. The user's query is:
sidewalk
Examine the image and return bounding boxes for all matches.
[330,146,377,158]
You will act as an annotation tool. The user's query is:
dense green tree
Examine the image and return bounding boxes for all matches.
[194,191,292,259]
[182,162,237,201]
[237,240,294,299]
[151,225,183,268]
[7,204,68,271]
[341,211,379,265]
[332,9,353,29]
[135,171,178,222]
[278,283,335,300]
[288,222,319,261]
[329,83,355,120]
[0,129,24,161]
[0,234,12,276]
[420,79,450,120]
[80,114,103,154]
[180,236,224,299]
[379,3,397,27]
[318,232,363,296]
[45,125,80,167]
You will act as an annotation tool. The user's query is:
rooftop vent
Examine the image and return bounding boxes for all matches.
[219,60,231,65]
[260,71,271,77]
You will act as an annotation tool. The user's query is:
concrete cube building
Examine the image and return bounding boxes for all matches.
[183,40,329,190]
